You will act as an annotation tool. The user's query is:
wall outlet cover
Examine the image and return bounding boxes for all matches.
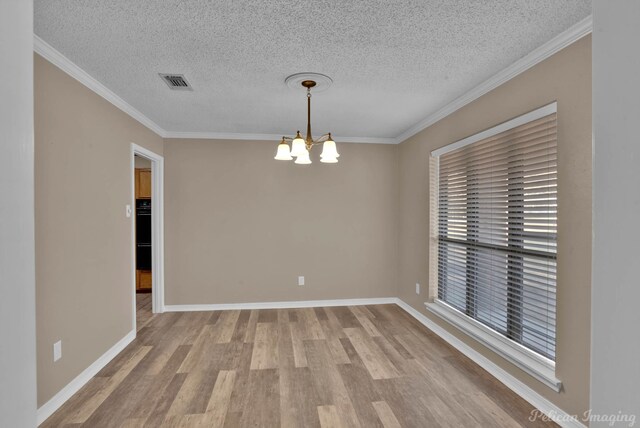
[298,276,305,286]
[416,283,421,295]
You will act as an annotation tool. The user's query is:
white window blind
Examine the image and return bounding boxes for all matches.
[435,106,557,361]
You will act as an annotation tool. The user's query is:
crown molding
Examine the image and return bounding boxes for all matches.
[163,131,283,141]
[393,15,593,145]
[34,34,167,137]
[34,14,592,146]
[163,131,396,144]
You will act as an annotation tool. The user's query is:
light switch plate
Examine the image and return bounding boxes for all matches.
[298,276,305,286]
[53,340,62,362]
[125,204,132,218]
[416,283,421,295]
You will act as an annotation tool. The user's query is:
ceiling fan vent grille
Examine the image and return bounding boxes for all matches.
[159,73,192,90]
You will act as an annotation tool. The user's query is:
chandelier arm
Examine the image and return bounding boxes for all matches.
[312,133,331,144]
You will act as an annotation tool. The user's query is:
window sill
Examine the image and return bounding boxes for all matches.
[425,299,562,392]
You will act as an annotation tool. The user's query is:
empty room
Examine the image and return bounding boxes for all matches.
[2,1,639,427]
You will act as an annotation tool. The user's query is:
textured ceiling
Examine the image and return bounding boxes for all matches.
[34,0,591,140]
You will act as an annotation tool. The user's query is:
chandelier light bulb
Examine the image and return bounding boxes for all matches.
[320,156,338,163]
[294,149,312,164]
[320,134,340,163]
[290,131,307,157]
[274,138,293,160]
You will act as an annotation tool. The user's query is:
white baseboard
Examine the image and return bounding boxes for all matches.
[164,297,398,312]
[36,329,136,426]
[395,299,586,428]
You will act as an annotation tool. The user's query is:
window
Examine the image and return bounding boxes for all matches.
[427,103,560,390]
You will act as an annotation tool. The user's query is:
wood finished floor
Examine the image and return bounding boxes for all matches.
[136,293,155,332]
[42,304,558,428]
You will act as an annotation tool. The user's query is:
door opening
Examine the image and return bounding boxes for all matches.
[134,155,153,329]
[131,144,164,333]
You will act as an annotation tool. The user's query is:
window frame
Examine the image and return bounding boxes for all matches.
[427,102,562,391]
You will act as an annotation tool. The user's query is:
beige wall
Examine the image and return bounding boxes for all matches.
[34,54,163,406]
[164,139,399,305]
[397,36,592,416]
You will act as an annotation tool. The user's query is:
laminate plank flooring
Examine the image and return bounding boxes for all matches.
[41,304,559,427]
[136,293,155,332]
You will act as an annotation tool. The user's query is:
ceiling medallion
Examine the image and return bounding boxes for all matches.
[274,73,339,164]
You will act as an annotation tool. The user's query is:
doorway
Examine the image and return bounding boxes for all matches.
[131,144,164,332]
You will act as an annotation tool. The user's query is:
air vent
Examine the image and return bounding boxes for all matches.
[159,73,192,90]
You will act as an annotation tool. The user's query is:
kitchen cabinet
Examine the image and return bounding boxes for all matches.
[135,168,151,199]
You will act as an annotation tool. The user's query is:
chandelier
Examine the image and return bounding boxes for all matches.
[274,73,340,164]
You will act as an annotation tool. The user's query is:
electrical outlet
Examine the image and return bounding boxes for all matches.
[53,340,62,362]
[125,204,132,218]
[416,283,421,295]
[298,276,305,286]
